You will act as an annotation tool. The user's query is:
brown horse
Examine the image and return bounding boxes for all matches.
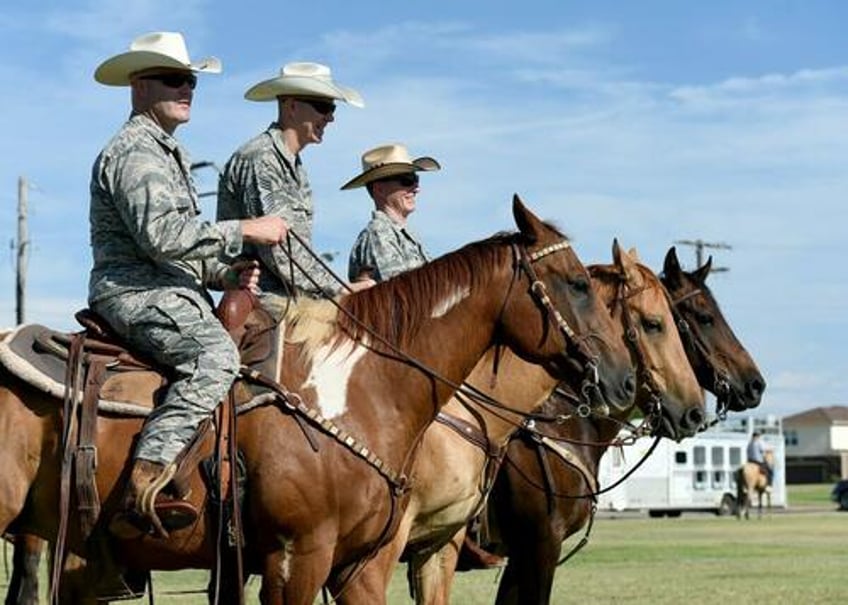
[333,243,706,605]
[0,198,635,605]
[661,247,765,413]
[735,450,774,520]
[481,245,767,605]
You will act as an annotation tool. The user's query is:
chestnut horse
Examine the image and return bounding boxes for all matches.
[735,450,774,520]
[0,199,635,605]
[332,243,705,605]
[482,245,767,605]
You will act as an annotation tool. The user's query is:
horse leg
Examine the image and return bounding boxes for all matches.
[494,520,560,605]
[5,534,44,605]
[259,547,331,605]
[330,538,407,605]
[407,528,466,605]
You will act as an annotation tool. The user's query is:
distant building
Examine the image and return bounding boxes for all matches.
[783,406,848,483]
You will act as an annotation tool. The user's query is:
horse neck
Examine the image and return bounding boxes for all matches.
[458,348,558,445]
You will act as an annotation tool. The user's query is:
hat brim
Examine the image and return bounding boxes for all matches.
[340,157,440,190]
[245,75,364,107]
[95,51,221,86]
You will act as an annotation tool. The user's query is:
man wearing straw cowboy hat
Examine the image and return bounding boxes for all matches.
[89,31,287,538]
[342,143,438,283]
[218,62,373,321]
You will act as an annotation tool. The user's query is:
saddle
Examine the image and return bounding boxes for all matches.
[0,296,282,541]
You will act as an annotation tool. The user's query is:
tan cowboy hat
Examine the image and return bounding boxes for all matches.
[94,31,221,86]
[340,144,440,190]
[245,62,364,107]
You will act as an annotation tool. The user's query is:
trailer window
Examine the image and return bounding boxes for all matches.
[711,447,724,466]
[729,447,742,467]
[694,470,707,490]
[675,451,687,464]
[693,446,706,467]
[712,470,725,488]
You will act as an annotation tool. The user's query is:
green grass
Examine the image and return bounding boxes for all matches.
[787,482,835,506]
[4,504,846,603]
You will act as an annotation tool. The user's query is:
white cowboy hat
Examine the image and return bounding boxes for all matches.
[340,144,440,190]
[94,31,221,86]
[244,62,364,107]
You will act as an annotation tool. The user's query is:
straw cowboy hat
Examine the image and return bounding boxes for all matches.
[340,144,440,190]
[94,31,221,86]
[245,62,364,107]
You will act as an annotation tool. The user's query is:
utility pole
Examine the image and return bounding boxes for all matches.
[16,176,29,325]
[674,238,731,273]
[190,161,221,198]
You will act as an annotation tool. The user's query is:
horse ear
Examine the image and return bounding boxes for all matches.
[614,240,642,286]
[663,247,683,288]
[512,194,541,244]
[694,255,713,284]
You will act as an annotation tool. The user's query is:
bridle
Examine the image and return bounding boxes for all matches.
[514,240,604,413]
[670,287,731,420]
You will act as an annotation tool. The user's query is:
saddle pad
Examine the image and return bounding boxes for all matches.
[0,324,154,416]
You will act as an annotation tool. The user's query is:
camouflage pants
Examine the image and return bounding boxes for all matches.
[93,288,240,466]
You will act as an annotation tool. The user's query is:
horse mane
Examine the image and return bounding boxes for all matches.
[337,232,519,350]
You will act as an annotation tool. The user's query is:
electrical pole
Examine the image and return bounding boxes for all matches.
[674,239,731,273]
[190,161,221,198]
[16,176,29,325]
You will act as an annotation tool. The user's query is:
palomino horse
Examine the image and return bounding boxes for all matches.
[482,246,767,605]
[0,198,634,605]
[735,450,774,520]
[331,243,706,605]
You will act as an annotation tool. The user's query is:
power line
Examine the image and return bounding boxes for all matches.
[674,239,732,273]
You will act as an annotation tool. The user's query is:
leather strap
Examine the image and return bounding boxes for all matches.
[75,359,106,538]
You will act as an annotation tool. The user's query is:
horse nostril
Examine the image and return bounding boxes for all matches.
[622,372,636,398]
[746,376,766,405]
[682,407,705,432]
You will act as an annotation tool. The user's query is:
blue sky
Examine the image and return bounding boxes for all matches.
[0,1,845,419]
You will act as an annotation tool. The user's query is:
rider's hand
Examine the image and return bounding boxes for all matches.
[241,216,288,245]
[228,259,261,293]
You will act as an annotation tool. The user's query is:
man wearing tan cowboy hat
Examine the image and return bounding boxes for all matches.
[89,31,287,540]
[343,144,438,283]
[217,62,372,320]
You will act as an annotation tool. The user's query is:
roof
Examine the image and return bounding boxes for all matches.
[783,406,848,427]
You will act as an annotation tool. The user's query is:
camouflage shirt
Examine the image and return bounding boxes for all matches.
[217,124,340,296]
[89,114,243,304]
[347,210,430,282]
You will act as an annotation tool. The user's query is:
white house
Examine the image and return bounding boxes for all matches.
[783,406,848,482]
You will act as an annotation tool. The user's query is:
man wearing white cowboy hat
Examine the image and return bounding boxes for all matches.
[343,144,438,283]
[217,62,372,320]
[89,31,287,539]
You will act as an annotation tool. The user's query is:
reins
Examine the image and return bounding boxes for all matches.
[669,286,731,424]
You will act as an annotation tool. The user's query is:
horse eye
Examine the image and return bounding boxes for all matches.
[696,311,714,326]
[569,276,590,294]
[642,317,663,334]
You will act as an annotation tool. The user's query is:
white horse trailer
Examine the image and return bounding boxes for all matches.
[597,416,786,516]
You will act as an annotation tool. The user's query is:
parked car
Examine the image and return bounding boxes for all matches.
[831,479,848,511]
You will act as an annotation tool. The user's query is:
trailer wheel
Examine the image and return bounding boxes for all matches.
[666,510,682,518]
[648,510,664,518]
[717,493,736,516]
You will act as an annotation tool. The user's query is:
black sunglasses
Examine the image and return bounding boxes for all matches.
[377,173,419,187]
[296,97,336,116]
[139,72,198,90]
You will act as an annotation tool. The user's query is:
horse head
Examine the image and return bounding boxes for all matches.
[662,247,766,413]
[587,242,705,439]
[499,196,635,413]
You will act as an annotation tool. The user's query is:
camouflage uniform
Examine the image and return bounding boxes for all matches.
[217,124,339,319]
[347,209,430,282]
[89,113,243,466]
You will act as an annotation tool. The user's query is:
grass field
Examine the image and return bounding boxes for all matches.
[4,485,845,604]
